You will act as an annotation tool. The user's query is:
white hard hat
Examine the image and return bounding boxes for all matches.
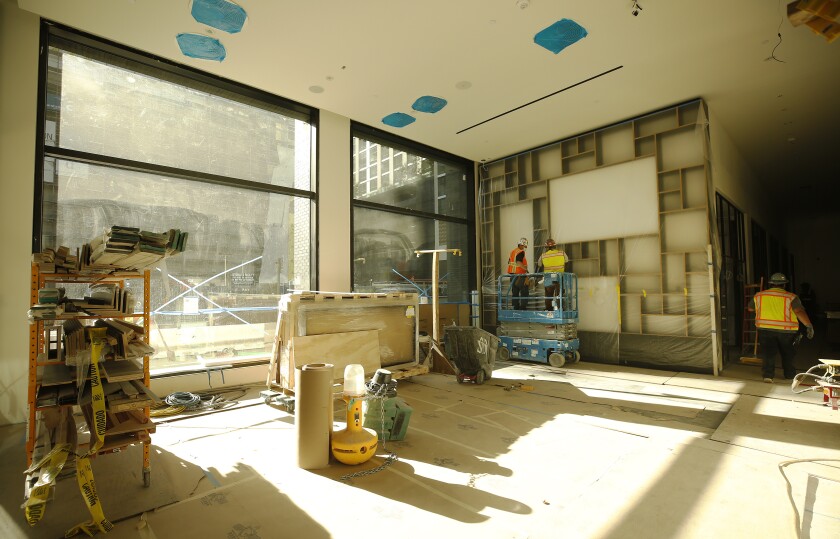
[518,237,528,247]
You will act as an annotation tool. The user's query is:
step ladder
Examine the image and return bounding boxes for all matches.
[739,278,763,365]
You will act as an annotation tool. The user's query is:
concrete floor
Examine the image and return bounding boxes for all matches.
[2,357,839,539]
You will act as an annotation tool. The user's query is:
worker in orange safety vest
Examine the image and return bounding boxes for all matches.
[748,272,814,383]
[507,237,529,310]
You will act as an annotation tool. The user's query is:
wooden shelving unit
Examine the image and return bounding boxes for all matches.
[27,263,154,486]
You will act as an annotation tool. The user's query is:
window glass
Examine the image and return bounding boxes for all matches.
[353,208,470,302]
[43,159,310,372]
[352,136,467,218]
[39,32,315,374]
[46,42,310,190]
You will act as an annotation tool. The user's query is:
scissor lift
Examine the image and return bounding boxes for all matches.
[497,272,580,368]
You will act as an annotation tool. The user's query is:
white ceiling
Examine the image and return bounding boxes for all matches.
[18,0,840,214]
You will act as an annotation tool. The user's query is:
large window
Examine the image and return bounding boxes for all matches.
[36,25,316,373]
[351,126,474,302]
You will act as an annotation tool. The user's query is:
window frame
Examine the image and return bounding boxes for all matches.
[32,21,319,374]
[33,21,318,257]
[350,122,476,295]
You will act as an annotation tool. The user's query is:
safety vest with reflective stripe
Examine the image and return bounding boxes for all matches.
[754,288,799,331]
[507,247,527,274]
[541,248,567,272]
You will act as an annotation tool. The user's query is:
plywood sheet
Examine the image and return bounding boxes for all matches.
[302,305,414,365]
[293,330,380,378]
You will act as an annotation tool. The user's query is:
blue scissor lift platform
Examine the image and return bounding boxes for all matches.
[497,272,580,368]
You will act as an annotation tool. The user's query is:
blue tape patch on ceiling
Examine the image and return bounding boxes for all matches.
[191,0,247,33]
[176,33,227,61]
[534,19,588,54]
[412,96,448,114]
[382,113,416,128]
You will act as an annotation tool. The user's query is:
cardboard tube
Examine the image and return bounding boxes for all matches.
[295,363,334,469]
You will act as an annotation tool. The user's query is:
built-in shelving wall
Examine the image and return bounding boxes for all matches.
[479,100,717,371]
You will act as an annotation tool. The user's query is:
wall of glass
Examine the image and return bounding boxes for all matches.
[36,25,316,374]
[351,127,474,303]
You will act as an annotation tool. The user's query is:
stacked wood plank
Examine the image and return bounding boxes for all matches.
[267,291,426,390]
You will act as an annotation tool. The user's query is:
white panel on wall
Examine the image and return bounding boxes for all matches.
[659,127,704,171]
[623,235,660,274]
[663,253,686,292]
[683,166,707,209]
[537,145,563,181]
[623,274,661,294]
[643,314,686,336]
[621,294,641,333]
[597,123,635,166]
[577,276,619,333]
[549,157,658,243]
[500,201,534,273]
[662,210,707,252]
[688,316,712,337]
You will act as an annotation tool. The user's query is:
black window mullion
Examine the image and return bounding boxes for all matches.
[45,146,315,200]
[352,199,468,226]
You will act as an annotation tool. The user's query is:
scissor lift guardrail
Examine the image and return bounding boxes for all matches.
[497,272,580,368]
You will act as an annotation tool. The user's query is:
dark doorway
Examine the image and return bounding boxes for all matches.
[751,220,768,285]
[716,194,747,365]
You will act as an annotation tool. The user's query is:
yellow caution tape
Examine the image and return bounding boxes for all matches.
[24,443,72,526]
[65,457,113,537]
[27,329,116,534]
[63,327,112,537]
[87,328,107,455]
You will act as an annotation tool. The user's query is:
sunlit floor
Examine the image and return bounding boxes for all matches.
[2,358,840,539]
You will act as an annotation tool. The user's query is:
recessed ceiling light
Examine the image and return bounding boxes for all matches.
[309,85,324,93]
[456,81,472,90]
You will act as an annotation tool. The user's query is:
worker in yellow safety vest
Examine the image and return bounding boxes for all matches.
[507,237,529,310]
[536,239,569,310]
[748,272,814,383]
